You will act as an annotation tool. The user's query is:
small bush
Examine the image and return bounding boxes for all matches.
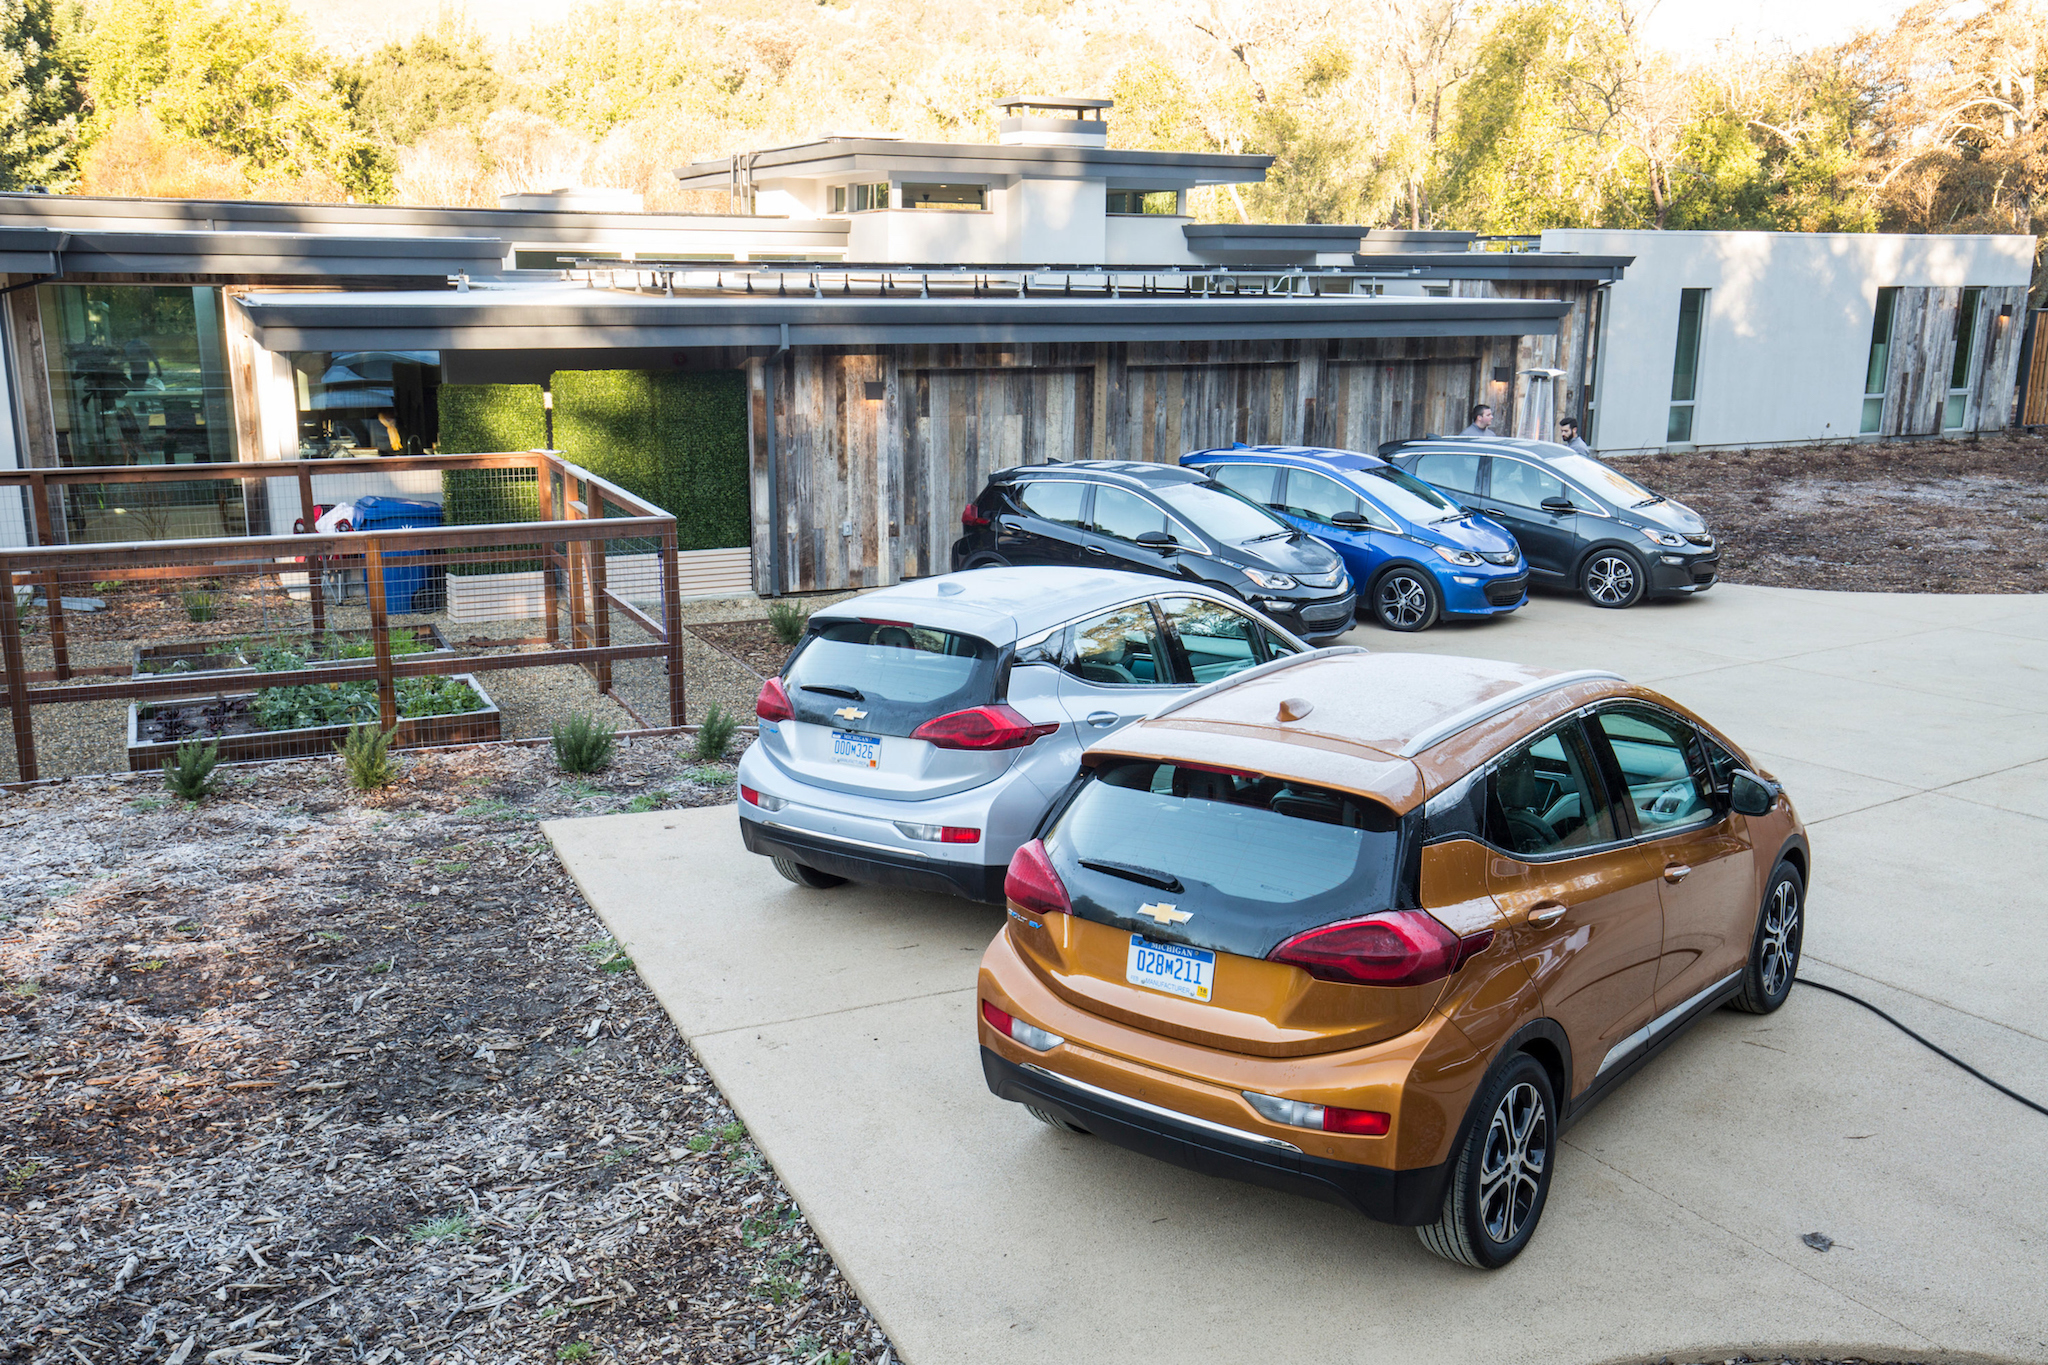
[162,740,222,802]
[553,712,616,773]
[693,703,739,760]
[766,599,808,646]
[338,723,397,791]
[181,591,216,622]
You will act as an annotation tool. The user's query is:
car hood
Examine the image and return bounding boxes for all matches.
[1627,496,1710,537]
[1219,531,1346,578]
[1417,512,1518,555]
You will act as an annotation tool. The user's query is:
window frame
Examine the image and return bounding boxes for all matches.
[1155,593,1285,685]
[1667,287,1708,444]
[1479,717,1627,863]
[1086,483,1204,551]
[1861,286,1899,435]
[829,182,892,214]
[1581,701,1726,841]
[1011,476,1094,529]
[1944,286,1984,431]
[900,182,988,212]
[1055,597,1186,689]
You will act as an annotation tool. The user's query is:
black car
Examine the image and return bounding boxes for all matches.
[1384,437,1719,608]
[951,461,1357,643]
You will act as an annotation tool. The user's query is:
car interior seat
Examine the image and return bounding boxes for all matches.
[1495,757,1556,853]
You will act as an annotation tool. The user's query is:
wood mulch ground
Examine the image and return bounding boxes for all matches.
[0,738,896,1365]
[685,624,790,681]
[1608,432,2048,594]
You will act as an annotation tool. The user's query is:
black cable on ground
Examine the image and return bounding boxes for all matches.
[1797,978,2048,1119]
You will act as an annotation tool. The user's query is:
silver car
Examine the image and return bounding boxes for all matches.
[737,567,1312,901]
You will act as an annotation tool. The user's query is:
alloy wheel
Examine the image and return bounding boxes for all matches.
[1586,555,1638,606]
[1477,1081,1548,1244]
[1759,879,1801,997]
[1377,573,1430,628]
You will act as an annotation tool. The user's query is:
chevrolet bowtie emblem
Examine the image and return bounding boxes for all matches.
[834,706,868,721]
[1137,902,1191,925]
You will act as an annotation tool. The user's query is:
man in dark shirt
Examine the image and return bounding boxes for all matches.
[1559,417,1591,455]
[1458,403,1494,437]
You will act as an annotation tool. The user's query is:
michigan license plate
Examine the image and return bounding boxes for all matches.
[832,731,880,768]
[1126,934,1215,1002]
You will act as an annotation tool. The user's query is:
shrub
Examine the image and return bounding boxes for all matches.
[181,591,216,622]
[767,599,808,646]
[693,703,739,760]
[552,712,616,773]
[162,740,222,801]
[338,723,397,791]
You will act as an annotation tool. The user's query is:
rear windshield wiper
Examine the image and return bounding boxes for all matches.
[800,684,865,701]
[1079,858,1185,893]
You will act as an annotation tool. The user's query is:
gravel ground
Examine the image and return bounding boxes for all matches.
[1607,432,2048,593]
[0,738,900,1365]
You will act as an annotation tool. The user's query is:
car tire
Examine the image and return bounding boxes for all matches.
[963,552,1011,570]
[1730,860,1803,1014]
[1371,566,1442,632]
[1416,1053,1556,1269]
[771,856,847,890]
[1025,1104,1089,1135]
[1580,548,1647,609]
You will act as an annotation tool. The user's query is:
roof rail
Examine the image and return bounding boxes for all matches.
[1146,645,1371,722]
[1396,670,1623,758]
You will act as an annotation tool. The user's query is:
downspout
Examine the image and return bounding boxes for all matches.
[765,321,789,595]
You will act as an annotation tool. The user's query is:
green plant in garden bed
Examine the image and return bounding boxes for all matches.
[181,591,216,622]
[248,665,483,733]
[693,703,739,759]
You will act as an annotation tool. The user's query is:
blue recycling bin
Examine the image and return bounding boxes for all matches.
[352,495,444,613]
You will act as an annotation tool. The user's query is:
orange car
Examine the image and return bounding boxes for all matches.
[977,647,1807,1267]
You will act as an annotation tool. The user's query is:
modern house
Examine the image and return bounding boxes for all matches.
[1,97,2040,600]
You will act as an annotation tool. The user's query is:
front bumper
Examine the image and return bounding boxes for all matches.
[1258,590,1358,643]
[981,1048,1451,1226]
[1647,550,1719,596]
[1442,568,1527,618]
[741,814,1007,902]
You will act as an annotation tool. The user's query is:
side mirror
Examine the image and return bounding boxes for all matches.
[1539,496,1577,516]
[1330,510,1371,528]
[1135,530,1178,549]
[1727,770,1780,817]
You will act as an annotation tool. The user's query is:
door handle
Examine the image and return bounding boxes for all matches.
[1663,863,1692,884]
[1525,901,1568,927]
[1084,545,1108,556]
[1085,711,1119,729]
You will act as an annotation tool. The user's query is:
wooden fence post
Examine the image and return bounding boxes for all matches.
[0,557,38,782]
[589,521,611,693]
[296,465,327,638]
[363,538,399,733]
[537,462,561,648]
[660,530,686,726]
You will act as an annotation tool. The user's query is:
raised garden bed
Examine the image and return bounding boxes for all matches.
[125,672,500,771]
[132,625,451,678]
[132,642,251,676]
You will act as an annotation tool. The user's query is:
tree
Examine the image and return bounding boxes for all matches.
[348,15,511,148]
[0,0,85,190]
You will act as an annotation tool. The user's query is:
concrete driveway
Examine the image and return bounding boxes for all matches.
[545,584,2048,1365]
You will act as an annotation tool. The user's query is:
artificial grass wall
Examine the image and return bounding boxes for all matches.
[551,369,749,551]
[436,383,547,573]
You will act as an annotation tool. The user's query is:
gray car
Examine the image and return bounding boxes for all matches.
[1385,437,1720,608]
[737,567,1311,901]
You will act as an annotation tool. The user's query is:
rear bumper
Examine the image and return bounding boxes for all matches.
[741,814,1007,902]
[982,1047,1451,1226]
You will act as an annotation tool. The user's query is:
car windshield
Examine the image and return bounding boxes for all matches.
[1153,481,1293,545]
[1349,464,1463,523]
[783,620,999,737]
[1552,453,1658,507]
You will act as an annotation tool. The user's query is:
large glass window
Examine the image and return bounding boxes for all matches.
[40,284,234,467]
[829,183,890,213]
[1107,189,1179,215]
[1945,287,1983,430]
[1667,287,1707,443]
[1862,286,1898,434]
[901,183,986,211]
[289,351,442,456]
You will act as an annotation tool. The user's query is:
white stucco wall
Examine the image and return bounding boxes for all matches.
[1544,229,2037,452]
[1105,215,1197,265]
[1006,178,1104,263]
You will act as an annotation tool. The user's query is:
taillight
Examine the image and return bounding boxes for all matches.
[740,784,760,804]
[740,785,785,812]
[755,676,794,722]
[893,821,981,844]
[962,501,992,528]
[1268,910,1462,987]
[981,998,1063,1051]
[1242,1090,1391,1136]
[1004,839,1070,917]
[911,704,1058,751]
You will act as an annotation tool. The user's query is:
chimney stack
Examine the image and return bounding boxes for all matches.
[995,97,1112,148]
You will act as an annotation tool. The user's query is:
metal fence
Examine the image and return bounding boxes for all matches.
[0,453,692,784]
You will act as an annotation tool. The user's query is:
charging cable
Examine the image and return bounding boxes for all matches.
[1798,979,2048,1119]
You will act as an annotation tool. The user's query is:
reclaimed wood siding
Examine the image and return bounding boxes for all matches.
[1971,286,2030,431]
[1884,287,1955,436]
[759,336,1521,593]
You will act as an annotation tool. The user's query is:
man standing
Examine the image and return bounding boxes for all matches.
[1458,404,1494,437]
[1558,417,1591,455]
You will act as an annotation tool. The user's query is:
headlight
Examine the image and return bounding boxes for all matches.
[1432,545,1484,567]
[1243,568,1297,590]
[1642,528,1686,548]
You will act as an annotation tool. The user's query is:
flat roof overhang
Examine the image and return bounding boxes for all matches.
[1348,251,1634,282]
[0,226,507,278]
[239,289,1571,351]
[676,140,1273,190]
[1186,224,1371,254]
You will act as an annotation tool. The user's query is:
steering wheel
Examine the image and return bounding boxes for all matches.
[1505,809,1554,854]
[1643,780,1697,818]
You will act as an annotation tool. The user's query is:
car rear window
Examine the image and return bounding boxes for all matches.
[1048,759,1410,956]
[783,621,999,737]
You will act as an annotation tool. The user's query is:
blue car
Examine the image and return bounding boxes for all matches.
[1179,445,1527,632]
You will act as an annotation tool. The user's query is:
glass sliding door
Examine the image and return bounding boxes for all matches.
[37,283,243,542]
[1944,287,1983,430]
[1862,287,1898,434]
[1666,288,1707,443]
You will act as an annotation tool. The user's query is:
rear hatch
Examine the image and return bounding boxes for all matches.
[763,619,1019,801]
[1012,757,1445,1056]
